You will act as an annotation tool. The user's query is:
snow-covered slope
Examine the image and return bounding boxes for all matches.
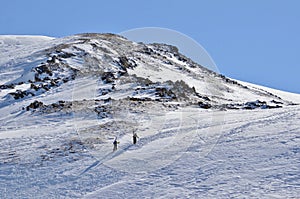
[0,35,54,53]
[0,33,299,198]
[237,80,300,104]
[0,35,54,66]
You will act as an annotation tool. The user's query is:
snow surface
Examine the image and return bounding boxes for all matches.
[0,35,54,65]
[237,80,300,104]
[0,34,300,198]
[1,104,299,198]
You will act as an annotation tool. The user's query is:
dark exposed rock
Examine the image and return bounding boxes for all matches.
[151,43,179,55]
[118,56,137,69]
[26,100,44,111]
[129,97,152,102]
[94,106,109,119]
[46,55,58,64]
[34,64,52,75]
[214,100,284,110]
[25,100,73,113]
[270,100,284,105]
[267,105,283,109]
[244,100,266,109]
[198,102,212,109]
[9,90,34,100]
[242,100,283,110]
[0,84,15,89]
[166,80,195,100]
[30,83,39,91]
[101,72,115,83]
[222,104,240,110]
[155,87,176,99]
[177,56,188,62]
[141,46,154,55]
[99,88,113,96]
[103,97,112,103]
[163,60,173,65]
[59,52,76,59]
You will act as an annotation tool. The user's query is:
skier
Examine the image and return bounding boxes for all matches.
[113,137,119,151]
[133,131,139,144]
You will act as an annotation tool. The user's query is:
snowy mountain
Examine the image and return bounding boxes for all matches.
[0,33,299,198]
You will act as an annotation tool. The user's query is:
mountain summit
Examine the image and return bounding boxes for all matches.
[0,33,297,110]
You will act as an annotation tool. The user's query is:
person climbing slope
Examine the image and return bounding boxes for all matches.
[113,137,119,151]
[133,131,139,144]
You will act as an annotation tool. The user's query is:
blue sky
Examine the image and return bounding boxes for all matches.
[1,0,299,93]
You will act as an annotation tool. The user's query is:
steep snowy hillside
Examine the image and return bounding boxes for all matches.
[0,33,297,109]
[0,33,299,198]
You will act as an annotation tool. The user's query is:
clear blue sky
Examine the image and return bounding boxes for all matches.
[1,0,299,93]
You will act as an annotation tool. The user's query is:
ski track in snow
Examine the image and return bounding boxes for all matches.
[0,106,299,198]
[85,107,300,199]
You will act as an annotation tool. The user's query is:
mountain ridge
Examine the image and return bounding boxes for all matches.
[0,33,298,112]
